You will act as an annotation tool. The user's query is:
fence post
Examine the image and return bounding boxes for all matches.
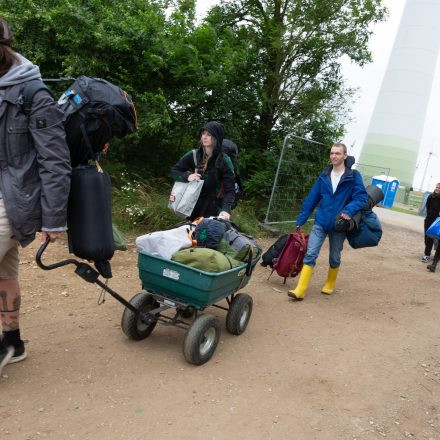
[264,133,293,224]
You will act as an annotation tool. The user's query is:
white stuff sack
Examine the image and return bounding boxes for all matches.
[168,180,204,218]
[135,225,192,260]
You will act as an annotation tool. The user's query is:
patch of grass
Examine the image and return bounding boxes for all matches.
[112,173,269,238]
[112,174,181,234]
[272,220,313,235]
[229,201,267,238]
[390,206,419,216]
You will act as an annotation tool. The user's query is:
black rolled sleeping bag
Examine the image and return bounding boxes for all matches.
[334,184,385,232]
[67,165,115,278]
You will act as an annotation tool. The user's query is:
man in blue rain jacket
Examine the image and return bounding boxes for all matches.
[288,143,368,301]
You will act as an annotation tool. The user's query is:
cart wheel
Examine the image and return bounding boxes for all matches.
[183,314,221,365]
[121,292,158,340]
[226,293,253,335]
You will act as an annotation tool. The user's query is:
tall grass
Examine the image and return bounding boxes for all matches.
[112,173,179,234]
[111,173,265,237]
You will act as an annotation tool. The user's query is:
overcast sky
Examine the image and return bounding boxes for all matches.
[195,0,440,191]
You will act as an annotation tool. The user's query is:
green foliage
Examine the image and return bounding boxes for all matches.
[390,206,418,216]
[112,173,180,233]
[227,201,265,237]
[111,173,265,238]
[2,0,176,175]
[204,0,386,143]
[2,0,387,219]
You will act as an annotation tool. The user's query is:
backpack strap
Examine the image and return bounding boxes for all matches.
[20,80,53,116]
[214,152,232,199]
[192,149,198,172]
[80,123,96,161]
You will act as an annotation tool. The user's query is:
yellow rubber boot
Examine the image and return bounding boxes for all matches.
[288,264,314,301]
[321,267,339,295]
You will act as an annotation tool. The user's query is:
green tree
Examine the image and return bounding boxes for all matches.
[207,0,387,147]
[1,0,387,205]
[199,0,386,196]
[1,0,178,175]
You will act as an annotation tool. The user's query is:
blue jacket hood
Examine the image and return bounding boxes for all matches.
[345,155,355,169]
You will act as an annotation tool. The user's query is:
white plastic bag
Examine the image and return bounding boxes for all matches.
[168,180,204,218]
[135,225,192,260]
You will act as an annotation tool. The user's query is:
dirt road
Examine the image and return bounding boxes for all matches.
[1,212,439,440]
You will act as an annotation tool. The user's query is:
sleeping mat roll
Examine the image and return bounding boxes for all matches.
[67,165,115,278]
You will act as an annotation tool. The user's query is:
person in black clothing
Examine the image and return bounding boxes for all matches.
[427,242,440,272]
[171,121,236,221]
[422,182,440,263]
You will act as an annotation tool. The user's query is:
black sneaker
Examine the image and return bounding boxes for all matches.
[9,340,27,364]
[0,345,14,375]
[0,335,27,364]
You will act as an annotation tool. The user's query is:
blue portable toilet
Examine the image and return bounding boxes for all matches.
[371,175,400,208]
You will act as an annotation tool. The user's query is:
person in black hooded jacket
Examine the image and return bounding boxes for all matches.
[171,121,236,221]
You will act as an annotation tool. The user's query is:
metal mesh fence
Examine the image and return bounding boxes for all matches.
[354,163,390,189]
[262,136,391,234]
[262,134,328,233]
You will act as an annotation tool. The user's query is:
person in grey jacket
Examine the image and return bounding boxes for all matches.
[0,18,71,374]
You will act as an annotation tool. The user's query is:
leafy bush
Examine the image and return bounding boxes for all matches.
[112,173,267,238]
[112,173,180,234]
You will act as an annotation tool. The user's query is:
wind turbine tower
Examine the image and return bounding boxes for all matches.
[358,0,440,187]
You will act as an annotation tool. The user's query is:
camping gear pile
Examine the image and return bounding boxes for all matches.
[129,217,262,364]
[136,217,261,273]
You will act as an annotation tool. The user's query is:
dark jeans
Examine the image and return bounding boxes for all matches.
[434,244,440,263]
[424,218,437,256]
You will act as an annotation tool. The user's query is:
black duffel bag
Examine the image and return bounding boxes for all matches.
[67,165,115,278]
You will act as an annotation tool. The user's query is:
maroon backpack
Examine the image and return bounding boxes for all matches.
[271,232,309,283]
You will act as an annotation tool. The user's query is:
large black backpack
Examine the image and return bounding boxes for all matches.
[22,76,137,167]
[216,139,244,208]
[58,76,137,167]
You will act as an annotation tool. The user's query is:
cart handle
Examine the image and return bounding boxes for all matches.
[245,248,253,277]
[35,237,142,314]
[36,237,80,271]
